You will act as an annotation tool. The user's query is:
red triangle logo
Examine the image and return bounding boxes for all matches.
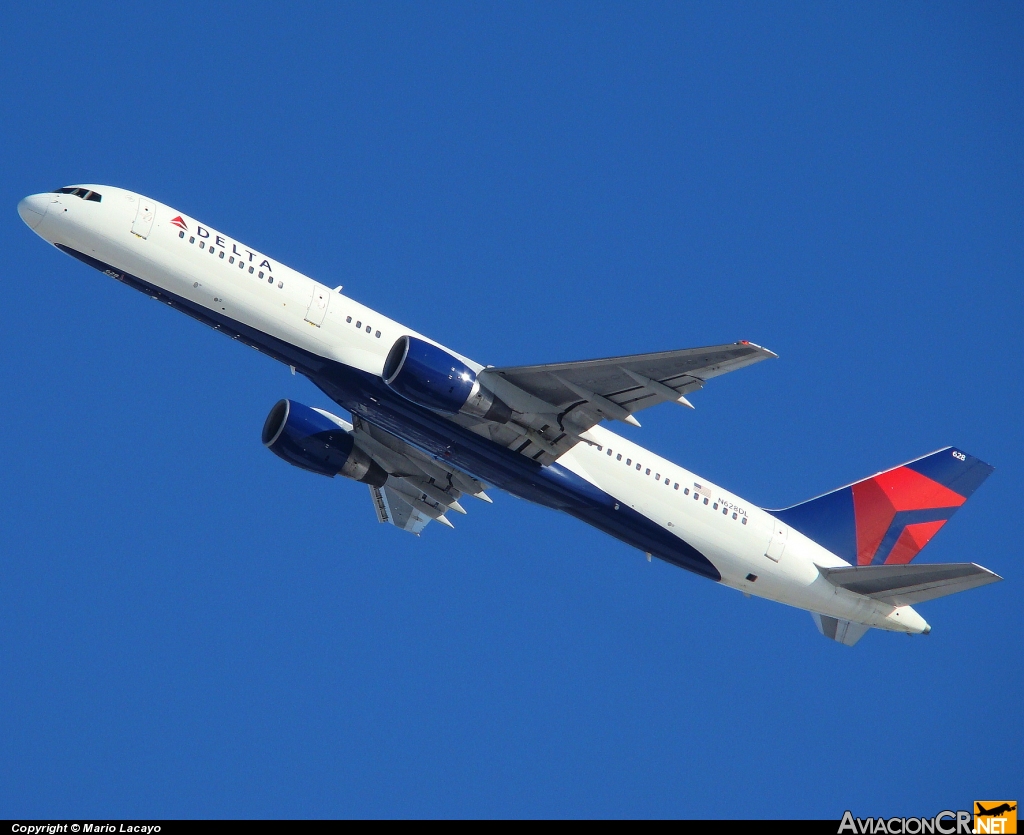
[170,215,188,230]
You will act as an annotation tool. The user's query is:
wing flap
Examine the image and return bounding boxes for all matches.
[352,415,494,534]
[369,484,435,535]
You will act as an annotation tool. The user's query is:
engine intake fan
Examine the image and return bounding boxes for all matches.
[383,335,511,423]
[262,399,387,487]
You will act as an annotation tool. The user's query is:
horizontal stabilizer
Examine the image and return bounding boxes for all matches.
[812,613,871,646]
[818,562,1002,607]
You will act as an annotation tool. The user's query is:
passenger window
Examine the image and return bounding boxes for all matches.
[248,266,254,274]
[722,507,728,515]
[673,483,679,490]
[742,518,747,525]
[229,256,235,263]
[636,463,641,471]
[694,493,699,500]
[258,271,264,278]
[346,316,352,323]
[607,449,612,456]
[703,498,709,505]
[655,473,660,480]
[375,330,381,338]
[366,325,371,333]
[189,236,195,243]
[732,513,737,519]
[199,241,205,249]
[268,276,273,283]
[209,247,215,254]
[239,261,244,268]
[616,454,622,461]
[713,503,718,510]
[645,468,651,475]
[684,488,689,495]
[356,321,361,328]
[626,459,631,466]
[219,251,225,259]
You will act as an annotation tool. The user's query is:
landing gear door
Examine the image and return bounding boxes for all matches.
[765,520,788,562]
[131,198,156,239]
[305,285,330,327]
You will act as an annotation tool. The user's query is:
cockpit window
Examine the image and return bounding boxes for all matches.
[52,187,102,202]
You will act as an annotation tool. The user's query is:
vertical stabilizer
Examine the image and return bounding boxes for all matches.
[774,447,992,566]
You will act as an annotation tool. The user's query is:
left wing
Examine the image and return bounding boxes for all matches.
[462,341,775,464]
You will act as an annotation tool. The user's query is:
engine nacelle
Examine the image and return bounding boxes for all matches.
[262,399,387,487]
[382,335,512,423]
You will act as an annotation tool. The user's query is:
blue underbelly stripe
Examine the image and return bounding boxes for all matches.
[56,244,721,581]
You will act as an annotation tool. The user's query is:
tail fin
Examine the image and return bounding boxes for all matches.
[774,447,993,566]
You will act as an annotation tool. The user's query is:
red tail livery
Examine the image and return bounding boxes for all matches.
[775,448,993,566]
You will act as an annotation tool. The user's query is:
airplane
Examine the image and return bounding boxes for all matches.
[976,805,1016,817]
[17,185,1002,646]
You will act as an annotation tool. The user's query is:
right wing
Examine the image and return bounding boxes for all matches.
[346,414,492,534]
[368,484,434,535]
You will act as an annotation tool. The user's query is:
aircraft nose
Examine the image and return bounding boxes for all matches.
[18,193,51,229]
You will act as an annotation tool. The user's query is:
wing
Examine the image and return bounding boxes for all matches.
[463,341,775,465]
[349,414,492,534]
[368,484,434,535]
[818,562,1002,607]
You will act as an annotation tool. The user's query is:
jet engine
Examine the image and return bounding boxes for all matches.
[262,399,387,486]
[382,335,512,423]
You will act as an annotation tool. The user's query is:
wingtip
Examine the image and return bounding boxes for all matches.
[739,340,778,359]
[973,563,1004,582]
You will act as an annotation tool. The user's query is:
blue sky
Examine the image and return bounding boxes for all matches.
[1,2,1021,819]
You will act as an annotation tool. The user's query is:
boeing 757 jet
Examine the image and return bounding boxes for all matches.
[18,185,1000,646]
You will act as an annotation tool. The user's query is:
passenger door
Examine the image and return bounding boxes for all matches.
[765,520,788,562]
[131,197,156,239]
[304,284,330,327]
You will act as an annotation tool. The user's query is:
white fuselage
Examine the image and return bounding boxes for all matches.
[18,185,929,635]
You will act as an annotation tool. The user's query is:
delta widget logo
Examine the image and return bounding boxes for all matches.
[170,215,188,231]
